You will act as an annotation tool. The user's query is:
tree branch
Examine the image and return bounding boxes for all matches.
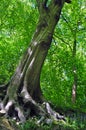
[61,15,74,35]
[53,34,72,51]
[62,15,78,40]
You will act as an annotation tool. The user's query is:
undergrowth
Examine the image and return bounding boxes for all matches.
[19,116,86,130]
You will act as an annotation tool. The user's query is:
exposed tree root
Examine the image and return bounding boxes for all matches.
[0,82,65,125]
[0,83,65,123]
[0,98,65,124]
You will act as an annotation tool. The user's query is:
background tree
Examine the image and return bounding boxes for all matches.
[42,0,86,109]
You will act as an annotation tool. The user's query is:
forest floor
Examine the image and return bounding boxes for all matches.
[0,109,86,130]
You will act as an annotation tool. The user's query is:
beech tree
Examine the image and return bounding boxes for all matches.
[0,0,71,123]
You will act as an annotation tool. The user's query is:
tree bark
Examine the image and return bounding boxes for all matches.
[0,0,70,123]
[72,39,77,103]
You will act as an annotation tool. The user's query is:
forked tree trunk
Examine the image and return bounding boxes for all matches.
[0,0,71,123]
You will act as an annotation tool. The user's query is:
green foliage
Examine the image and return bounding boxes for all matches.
[0,0,38,84]
[41,0,86,112]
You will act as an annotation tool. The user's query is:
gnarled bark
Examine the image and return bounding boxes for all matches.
[0,0,71,123]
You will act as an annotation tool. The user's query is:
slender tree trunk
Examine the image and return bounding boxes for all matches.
[72,39,77,103]
[0,0,71,123]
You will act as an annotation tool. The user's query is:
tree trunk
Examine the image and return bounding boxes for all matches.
[72,39,77,103]
[0,0,71,123]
